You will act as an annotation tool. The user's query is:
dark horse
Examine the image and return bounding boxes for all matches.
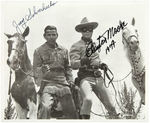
[5,27,38,119]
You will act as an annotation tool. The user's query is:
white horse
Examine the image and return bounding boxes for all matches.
[121,18,145,105]
[5,27,38,119]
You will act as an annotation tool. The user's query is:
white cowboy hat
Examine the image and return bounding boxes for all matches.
[75,17,98,32]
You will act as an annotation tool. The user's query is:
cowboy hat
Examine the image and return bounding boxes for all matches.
[75,17,98,32]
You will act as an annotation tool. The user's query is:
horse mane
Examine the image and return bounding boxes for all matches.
[22,44,32,71]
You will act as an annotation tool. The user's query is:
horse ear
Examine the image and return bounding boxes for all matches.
[119,20,122,25]
[4,33,13,39]
[131,17,135,26]
[22,26,30,37]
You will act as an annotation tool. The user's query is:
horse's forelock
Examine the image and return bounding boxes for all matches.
[122,25,136,37]
[12,33,26,42]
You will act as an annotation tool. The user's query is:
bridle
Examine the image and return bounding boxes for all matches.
[8,42,26,95]
[122,34,139,46]
[11,46,36,78]
[9,44,26,70]
[122,30,139,51]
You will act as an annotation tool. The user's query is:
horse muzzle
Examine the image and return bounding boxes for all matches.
[7,58,20,71]
[130,42,139,51]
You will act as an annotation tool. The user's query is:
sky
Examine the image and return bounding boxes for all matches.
[0,0,149,120]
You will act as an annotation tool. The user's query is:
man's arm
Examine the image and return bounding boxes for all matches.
[69,43,91,69]
[69,44,81,70]
[33,49,43,87]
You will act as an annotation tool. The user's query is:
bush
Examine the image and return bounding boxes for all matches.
[118,82,138,119]
[4,95,17,119]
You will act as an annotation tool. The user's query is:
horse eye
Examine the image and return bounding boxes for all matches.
[131,42,133,45]
[22,41,25,44]
[135,29,138,32]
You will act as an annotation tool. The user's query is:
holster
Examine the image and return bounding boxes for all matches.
[75,67,102,86]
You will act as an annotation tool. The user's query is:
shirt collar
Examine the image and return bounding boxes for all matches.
[45,42,63,50]
[81,37,92,43]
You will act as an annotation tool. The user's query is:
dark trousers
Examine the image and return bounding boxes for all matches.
[38,92,78,119]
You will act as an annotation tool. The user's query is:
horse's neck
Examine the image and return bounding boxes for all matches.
[127,47,144,74]
[127,48,141,63]
[15,45,32,82]
[15,70,26,82]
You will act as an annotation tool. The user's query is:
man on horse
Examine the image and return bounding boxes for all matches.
[69,17,119,119]
[33,25,77,119]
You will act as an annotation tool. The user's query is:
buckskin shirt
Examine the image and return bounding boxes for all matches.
[33,42,73,93]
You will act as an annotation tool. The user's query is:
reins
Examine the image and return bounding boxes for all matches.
[103,67,114,88]
[103,67,126,113]
[90,66,129,117]
[20,67,36,78]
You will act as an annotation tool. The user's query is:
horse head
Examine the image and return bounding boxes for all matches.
[122,18,139,52]
[5,27,30,71]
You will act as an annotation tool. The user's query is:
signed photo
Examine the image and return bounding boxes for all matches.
[0,0,149,121]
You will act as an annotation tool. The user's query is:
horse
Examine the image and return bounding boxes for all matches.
[121,18,145,105]
[5,27,38,119]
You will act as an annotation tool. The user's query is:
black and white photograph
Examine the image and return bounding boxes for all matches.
[0,0,149,121]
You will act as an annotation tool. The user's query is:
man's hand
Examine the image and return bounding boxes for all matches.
[99,63,108,71]
[69,81,79,90]
[42,64,51,73]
